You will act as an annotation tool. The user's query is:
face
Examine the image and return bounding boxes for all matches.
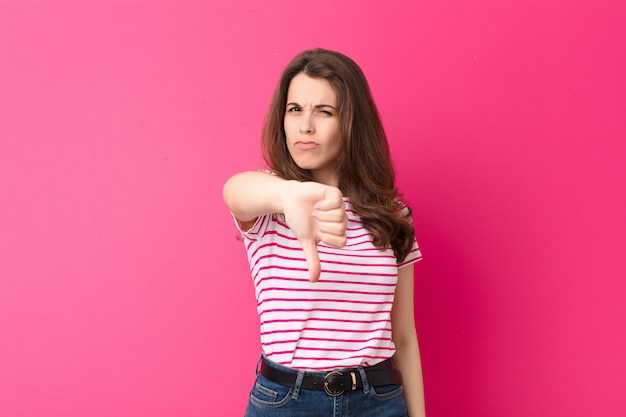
[284,73,341,186]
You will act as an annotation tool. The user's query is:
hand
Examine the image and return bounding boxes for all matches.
[283,181,348,282]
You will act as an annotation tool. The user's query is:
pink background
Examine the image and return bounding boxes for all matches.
[1,1,625,416]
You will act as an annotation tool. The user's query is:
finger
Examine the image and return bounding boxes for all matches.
[299,237,321,282]
[317,221,347,237]
[314,199,344,211]
[312,207,346,222]
[314,188,344,211]
[318,231,347,248]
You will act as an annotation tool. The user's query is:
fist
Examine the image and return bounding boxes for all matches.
[283,181,348,281]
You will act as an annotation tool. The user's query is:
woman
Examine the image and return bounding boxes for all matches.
[223,48,425,416]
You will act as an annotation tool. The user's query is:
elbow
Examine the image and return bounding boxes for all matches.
[222,176,235,207]
[392,325,419,352]
[223,174,243,211]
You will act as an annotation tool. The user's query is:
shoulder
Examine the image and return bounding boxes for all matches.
[394,198,413,217]
[261,168,278,176]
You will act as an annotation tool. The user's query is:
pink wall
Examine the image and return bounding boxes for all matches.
[1,1,624,416]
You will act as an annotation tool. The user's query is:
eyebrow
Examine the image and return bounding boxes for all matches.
[286,102,337,110]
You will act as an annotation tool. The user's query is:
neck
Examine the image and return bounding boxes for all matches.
[312,169,339,187]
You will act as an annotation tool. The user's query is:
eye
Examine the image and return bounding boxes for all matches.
[316,108,334,116]
[287,105,301,112]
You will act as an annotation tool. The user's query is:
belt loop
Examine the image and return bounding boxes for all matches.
[291,370,305,399]
[255,354,263,376]
[358,366,370,394]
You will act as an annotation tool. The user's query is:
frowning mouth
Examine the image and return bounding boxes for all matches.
[294,141,318,150]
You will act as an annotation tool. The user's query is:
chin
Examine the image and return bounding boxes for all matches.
[291,160,318,171]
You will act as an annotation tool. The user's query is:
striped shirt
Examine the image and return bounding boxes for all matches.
[234,199,422,371]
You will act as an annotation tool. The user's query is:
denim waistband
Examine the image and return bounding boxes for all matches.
[258,354,401,397]
[259,354,395,375]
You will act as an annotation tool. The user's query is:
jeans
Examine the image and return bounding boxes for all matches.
[244,356,409,417]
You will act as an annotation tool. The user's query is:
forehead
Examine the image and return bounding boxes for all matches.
[287,73,337,105]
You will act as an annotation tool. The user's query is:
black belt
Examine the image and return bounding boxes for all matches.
[259,357,403,397]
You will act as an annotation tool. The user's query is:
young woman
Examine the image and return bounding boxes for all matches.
[223,48,425,417]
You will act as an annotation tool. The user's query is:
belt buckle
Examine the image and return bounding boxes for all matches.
[323,371,344,396]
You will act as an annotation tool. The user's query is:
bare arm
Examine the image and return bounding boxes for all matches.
[391,264,426,417]
[222,171,347,281]
[223,171,295,226]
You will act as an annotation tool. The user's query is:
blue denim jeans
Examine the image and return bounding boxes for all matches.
[244,356,409,417]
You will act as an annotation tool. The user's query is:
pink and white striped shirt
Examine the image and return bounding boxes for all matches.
[234,199,422,371]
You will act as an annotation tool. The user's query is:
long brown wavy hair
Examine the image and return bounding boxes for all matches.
[262,48,415,262]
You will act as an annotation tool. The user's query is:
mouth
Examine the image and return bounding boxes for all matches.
[294,141,318,150]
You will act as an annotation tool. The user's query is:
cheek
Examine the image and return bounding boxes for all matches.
[283,119,296,138]
[327,123,341,144]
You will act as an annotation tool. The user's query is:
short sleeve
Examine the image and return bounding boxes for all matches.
[398,239,423,268]
[231,212,271,241]
[396,200,423,268]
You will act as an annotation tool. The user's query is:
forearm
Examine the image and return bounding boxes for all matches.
[395,339,426,417]
[391,265,426,416]
[223,171,295,222]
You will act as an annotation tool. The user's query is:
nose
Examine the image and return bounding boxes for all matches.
[299,113,315,134]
